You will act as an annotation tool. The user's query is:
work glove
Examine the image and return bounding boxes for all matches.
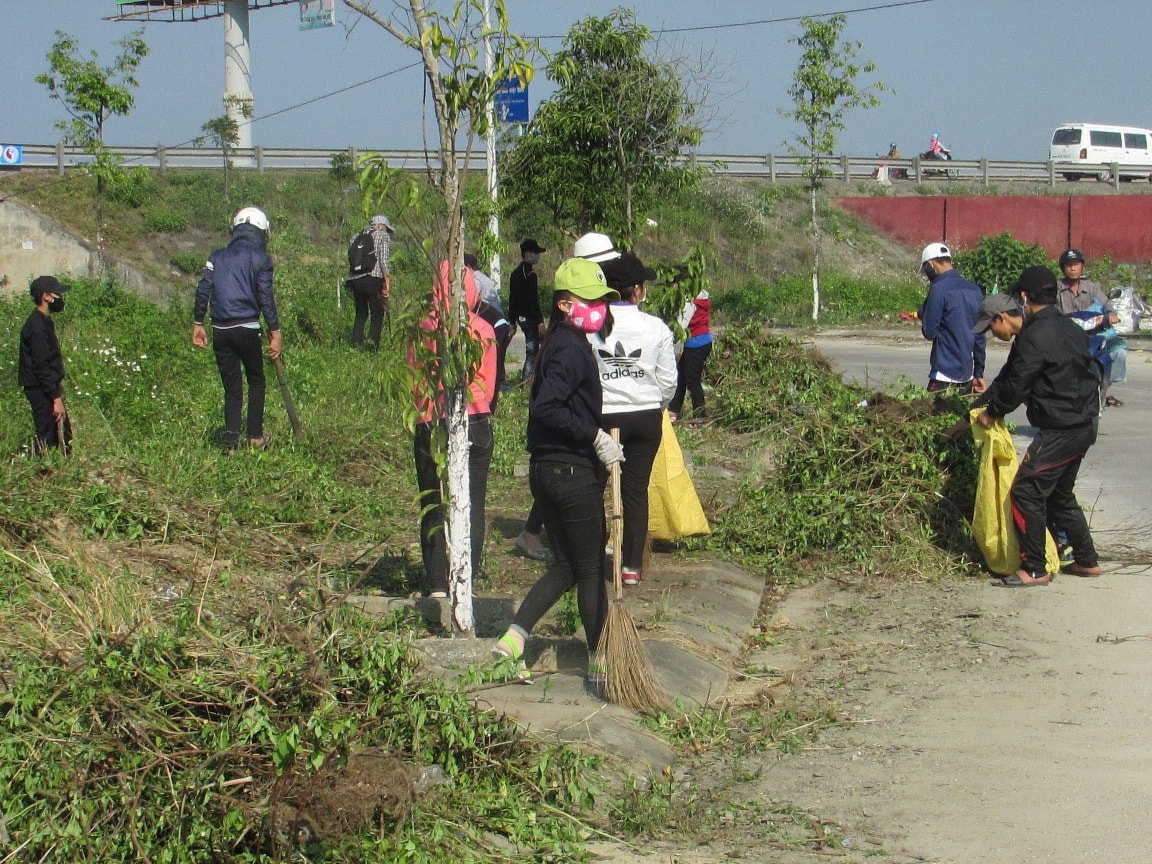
[593,429,625,467]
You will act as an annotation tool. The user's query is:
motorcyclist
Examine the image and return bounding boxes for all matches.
[925,132,951,160]
[886,142,901,159]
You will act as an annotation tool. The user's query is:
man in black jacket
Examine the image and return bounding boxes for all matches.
[974,266,1102,586]
[19,275,72,453]
[507,238,546,382]
[193,206,282,451]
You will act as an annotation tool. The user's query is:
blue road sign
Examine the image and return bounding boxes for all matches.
[494,77,529,124]
[0,145,23,166]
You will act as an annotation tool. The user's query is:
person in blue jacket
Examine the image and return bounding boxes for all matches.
[918,242,986,393]
[193,207,282,451]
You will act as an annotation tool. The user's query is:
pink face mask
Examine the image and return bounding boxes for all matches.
[568,299,607,333]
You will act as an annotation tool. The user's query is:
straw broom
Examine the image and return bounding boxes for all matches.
[596,429,669,715]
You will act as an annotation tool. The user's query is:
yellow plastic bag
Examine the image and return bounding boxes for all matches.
[647,412,711,541]
[969,408,1060,576]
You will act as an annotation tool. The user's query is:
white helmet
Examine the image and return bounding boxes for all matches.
[233,206,269,232]
[573,231,621,263]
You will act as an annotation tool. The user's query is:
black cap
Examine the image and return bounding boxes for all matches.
[520,238,546,254]
[30,275,71,300]
[599,251,657,290]
[1059,248,1085,268]
[1008,265,1058,304]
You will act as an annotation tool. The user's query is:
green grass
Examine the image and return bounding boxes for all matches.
[0,165,984,861]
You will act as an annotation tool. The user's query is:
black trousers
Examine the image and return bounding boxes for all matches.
[347,275,387,348]
[1011,424,1099,576]
[25,386,72,453]
[518,317,540,379]
[670,342,712,417]
[212,326,266,447]
[513,458,609,653]
[604,409,663,571]
[414,414,494,595]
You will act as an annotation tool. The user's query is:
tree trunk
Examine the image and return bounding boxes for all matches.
[411,0,475,637]
[810,182,820,321]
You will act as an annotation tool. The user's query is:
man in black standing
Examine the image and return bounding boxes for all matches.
[193,206,282,452]
[974,266,1103,586]
[19,275,72,453]
[508,238,546,382]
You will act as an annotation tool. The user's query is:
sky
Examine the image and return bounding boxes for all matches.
[4,0,1152,162]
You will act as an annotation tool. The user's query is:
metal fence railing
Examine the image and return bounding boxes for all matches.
[9,143,1152,190]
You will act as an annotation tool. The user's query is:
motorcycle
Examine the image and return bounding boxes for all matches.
[919,147,957,178]
[871,151,909,181]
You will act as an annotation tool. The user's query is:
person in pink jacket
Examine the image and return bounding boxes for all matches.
[410,261,497,597]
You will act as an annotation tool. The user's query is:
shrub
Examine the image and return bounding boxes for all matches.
[144,210,187,233]
[106,167,156,208]
[953,232,1051,293]
[170,251,205,274]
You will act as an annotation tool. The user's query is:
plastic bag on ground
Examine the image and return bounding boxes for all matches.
[647,411,711,541]
[969,408,1060,576]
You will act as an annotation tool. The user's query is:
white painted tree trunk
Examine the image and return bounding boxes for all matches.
[810,183,821,321]
[443,387,474,635]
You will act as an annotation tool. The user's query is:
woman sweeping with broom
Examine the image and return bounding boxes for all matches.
[493,259,623,688]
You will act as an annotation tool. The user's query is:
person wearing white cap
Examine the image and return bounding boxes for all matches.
[918,241,985,394]
[345,214,395,349]
[194,207,282,452]
[573,231,622,264]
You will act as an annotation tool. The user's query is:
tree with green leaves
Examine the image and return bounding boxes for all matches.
[35,29,149,273]
[782,14,884,321]
[342,0,533,636]
[502,9,701,246]
[199,115,241,204]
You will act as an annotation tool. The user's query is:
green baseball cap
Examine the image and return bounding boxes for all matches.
[553,258,620,301]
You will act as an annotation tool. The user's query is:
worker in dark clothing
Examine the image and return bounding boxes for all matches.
[973,266,1103,586]
[193,206,282,452]
[507,238,546,382]
[18,275,72,454]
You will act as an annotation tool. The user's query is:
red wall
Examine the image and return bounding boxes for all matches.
[835,196,1152,262]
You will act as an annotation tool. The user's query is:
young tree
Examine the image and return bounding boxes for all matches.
[342,0,532,636]
[200,115,241,203]
[35,29,149,273]
[782,14,884,321]
[502,9,702,246]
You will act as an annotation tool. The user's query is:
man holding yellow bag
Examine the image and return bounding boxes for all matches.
[972,268,1103,587]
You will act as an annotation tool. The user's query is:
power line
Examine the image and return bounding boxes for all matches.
[531,0,940,39]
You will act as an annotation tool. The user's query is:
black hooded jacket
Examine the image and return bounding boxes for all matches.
[194,223,280,331]
[983,305,1100,429]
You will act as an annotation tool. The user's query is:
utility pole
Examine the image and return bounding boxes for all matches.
[223,0,254,151]
[483,0,501,288]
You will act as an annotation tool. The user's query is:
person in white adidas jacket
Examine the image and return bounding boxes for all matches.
[593,251,678,585]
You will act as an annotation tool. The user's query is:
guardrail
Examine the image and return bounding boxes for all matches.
[9,143,1152,189]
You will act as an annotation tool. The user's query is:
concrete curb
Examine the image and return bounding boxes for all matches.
[347,556,766,775]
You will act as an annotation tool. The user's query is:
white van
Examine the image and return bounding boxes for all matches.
[1050,123,1152,181]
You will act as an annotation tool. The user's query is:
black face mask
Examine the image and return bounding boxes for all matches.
[48,296,65,314]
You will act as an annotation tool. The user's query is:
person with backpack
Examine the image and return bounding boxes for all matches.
[345,214,394,349]
[193,206,282,452]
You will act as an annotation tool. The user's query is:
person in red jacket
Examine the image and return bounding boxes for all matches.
[410,261,498,598]
[668,278,713,421]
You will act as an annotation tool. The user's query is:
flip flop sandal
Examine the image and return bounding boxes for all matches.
[990,574,1051,588]
[1105,396,1124,407]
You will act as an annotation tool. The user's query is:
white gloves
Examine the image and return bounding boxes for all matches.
[593,429,625,467]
